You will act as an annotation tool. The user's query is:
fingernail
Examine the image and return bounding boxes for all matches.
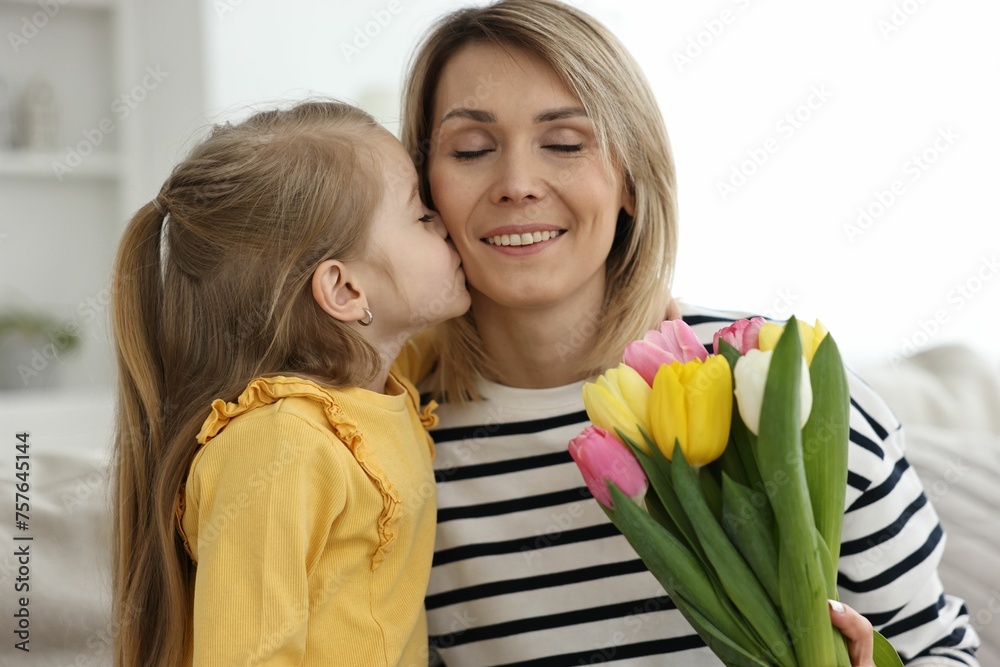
[828,599,845,613]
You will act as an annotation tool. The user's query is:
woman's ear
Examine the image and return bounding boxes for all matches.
[622,181,636,217]
[311,259,368,323]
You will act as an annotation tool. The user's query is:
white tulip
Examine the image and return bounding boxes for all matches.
[733,349,812,435]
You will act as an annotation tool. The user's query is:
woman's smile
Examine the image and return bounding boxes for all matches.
[481,225,565,253]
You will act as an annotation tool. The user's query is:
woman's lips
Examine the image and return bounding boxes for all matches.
[484,229,563,247]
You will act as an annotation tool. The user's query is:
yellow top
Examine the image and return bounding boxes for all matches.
[176,373,438,667]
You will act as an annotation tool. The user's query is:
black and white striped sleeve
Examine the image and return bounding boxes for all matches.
[838,370,980,666]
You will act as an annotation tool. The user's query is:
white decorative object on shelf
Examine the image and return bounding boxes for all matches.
[0,150,119,179]
[17,78,59,151]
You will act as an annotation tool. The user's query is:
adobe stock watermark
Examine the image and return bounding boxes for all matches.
[754,288,798,323]
[854,456,968,574]
[887,253,998,367]
[520,490,591,567]
[722,415,842,532]
[69,600,143,665]
[429,608,479,656]
[213,0,245,19]
[51,65,169,181]
[672,0,756,73]
[17,287,111,387]
[716,84,834,202]
[877,0,930,40]
[432,405,509,487]
[843,126,958,243]
[7,0,71,55]
[582,595,675,664]
[971,589,1000,634]
[60,463,108,514]
[340,1,403,63]
[555,306,607,362]
[410,72,504,169]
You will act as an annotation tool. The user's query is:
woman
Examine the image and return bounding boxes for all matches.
[399,1,980,665]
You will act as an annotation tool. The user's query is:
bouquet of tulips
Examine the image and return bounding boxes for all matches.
[569,316,903,666]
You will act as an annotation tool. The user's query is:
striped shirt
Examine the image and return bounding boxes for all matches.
[423,305,980,666]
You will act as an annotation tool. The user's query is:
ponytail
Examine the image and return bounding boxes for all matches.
[111,200,192,666]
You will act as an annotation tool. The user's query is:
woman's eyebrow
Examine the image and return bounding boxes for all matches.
[438,106,589,125]
[440,108,496,124]
[534,106,588,123]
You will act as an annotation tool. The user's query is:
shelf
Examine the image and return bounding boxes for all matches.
[0,150,120,180]
[0,0,115,9]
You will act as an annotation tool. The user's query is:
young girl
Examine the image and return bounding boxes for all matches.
[110,100,470,666]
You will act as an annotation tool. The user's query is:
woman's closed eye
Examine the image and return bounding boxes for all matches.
[419,213,436,223]
[543,143,584,153]
[452,148,494,161]
[451,144,584,160]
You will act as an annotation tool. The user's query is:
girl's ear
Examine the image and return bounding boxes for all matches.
[311,259,368,323]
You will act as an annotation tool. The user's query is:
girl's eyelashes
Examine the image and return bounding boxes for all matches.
[419,213,436,223]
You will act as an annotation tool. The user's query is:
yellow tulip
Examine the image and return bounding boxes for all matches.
[759,319,828,365]
[649,357,732,466]
[582,363,652,451]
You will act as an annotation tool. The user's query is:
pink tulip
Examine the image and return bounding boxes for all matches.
[712,317,766,356]
[623,319,708,386]
[568,426,649,508]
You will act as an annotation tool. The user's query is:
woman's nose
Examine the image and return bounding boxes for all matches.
[491,147,545,205]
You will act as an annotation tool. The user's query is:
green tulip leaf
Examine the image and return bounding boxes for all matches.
[619,430,706,565]
[873,630,905,667]
[720,472,780,610]
[642,485,679,537]
[713,435,749,490]
[608,483,759,650]
[716,338,743,370]
[700,465,724,521]
[727,388,766,497]
[760,317,846,665]
[801,334,850,590]
[671,444,792,666]
[672,591,774,667]
[815,529,838,600]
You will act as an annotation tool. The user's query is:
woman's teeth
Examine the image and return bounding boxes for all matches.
[485,230,563,247]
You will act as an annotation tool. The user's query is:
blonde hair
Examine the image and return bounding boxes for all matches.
[110,100,385,666]
[401,0,678,399]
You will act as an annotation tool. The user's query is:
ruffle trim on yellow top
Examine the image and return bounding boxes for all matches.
[176,374,436,569]
[419,400,438,429]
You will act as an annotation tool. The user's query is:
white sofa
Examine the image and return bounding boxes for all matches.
[1,345,997,666]
[860,345,1000,665]
[0,388,115,666]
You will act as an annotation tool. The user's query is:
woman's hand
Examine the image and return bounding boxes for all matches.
[829,599,875,667]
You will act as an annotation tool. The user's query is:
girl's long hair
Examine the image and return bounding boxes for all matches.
[110,100,384,666]
[401,0,679,400]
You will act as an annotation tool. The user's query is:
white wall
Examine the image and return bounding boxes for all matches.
[7,0,990,390]
[2,0,996,394]
[0,0,210,392]
[201,0,999,370]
